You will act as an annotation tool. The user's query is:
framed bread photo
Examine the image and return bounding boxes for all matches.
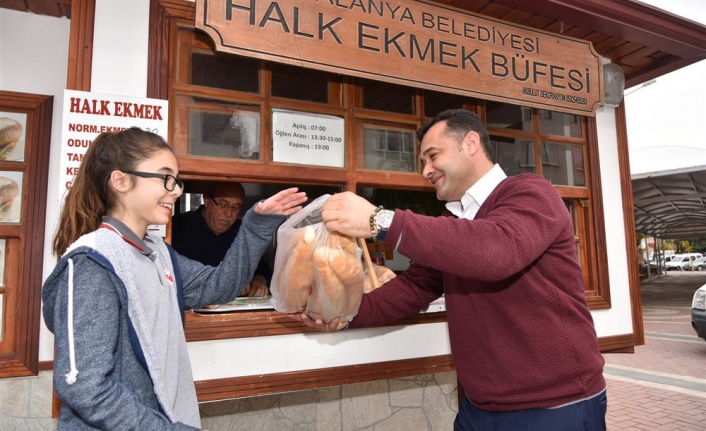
[0,112,26,162]
[0,171,22,223]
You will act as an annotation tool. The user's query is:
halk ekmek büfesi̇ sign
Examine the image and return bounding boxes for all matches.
[195,0,604,115]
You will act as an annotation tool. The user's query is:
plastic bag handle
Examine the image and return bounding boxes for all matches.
[279,194,331,231]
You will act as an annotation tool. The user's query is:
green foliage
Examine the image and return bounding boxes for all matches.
[676,240,693,254]
[683,238,706,253]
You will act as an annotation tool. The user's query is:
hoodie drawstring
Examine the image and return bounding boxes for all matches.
[65,258,79,385]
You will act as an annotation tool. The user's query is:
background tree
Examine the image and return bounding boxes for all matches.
[676,240,693,254]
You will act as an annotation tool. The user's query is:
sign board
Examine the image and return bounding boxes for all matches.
[196,0,604,115]
[59,90,169,195]
[59,90,169,234]
[272,109,345,167]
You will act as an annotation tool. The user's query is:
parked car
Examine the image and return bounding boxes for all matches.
[666,253,704,271]
[691,257,706,271]
[691,283,706,341]
[648,253,675,270]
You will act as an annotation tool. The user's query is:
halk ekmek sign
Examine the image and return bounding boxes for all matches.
[195,0,604,115]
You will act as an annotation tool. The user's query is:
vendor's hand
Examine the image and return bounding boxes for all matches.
[321,192,377,238]
[288,313,349,332]
[240,275,269,297]
[256,188,307,216]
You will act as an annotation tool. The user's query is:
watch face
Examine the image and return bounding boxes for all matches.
[377,210,394,229]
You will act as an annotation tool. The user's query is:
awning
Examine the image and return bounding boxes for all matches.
[632,163,706,239]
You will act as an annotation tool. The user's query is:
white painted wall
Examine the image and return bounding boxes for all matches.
[189,323,451,380]
[91,0,150,96]
[4,0,634,368]
[592,106,634,336]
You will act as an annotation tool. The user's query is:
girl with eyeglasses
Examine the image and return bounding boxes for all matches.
[43,127,306,430]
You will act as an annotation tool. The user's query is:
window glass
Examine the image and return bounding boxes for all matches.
[271,63,331,103]
[360,79,415,114]
[564,200,584,269]
[486,101,532,132]
[489,136,535,176]
[188,100,261,160]
[191,53,259,93]
[541,142,586,186]
[363,125,416,173]
[423,90,467,118]
[539,110,583,138]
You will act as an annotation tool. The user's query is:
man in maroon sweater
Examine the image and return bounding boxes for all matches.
[296,108,607,430]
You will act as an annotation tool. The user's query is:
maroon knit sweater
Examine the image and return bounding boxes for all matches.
[350,174,606,411]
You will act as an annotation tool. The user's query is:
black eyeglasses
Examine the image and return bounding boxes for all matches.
[208,195,242,213]
[125,170,184,192]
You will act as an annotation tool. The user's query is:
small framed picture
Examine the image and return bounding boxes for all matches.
[0,112,27,162]
[0,171,23,223]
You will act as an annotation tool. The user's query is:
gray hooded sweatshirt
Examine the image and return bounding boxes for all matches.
[43,209,285,430]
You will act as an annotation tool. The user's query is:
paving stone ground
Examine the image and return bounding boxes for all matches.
[604,272,706,430]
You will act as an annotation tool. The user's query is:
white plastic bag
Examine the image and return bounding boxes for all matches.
[270,194,364,322]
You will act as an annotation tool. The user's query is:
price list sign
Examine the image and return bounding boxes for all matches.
[272,109,345,168]
[59,89,169,196]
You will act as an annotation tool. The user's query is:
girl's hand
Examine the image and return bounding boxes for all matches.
[255,188,307,216]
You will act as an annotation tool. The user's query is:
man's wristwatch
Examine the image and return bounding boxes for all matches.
[373,209,394,241]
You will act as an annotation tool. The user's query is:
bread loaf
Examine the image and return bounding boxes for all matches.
[0,118,22,160]
[272,223,365,321]
[326,232,357,254]
[363,265,396,293]
[328,245,364,287]
[323,232,363,297]
[0,177,19,220]
[271,225,315,312]
[307,243,364,322]
[307,246,345,321]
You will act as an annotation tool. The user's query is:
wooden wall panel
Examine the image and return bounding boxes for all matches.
[66,0,94,91]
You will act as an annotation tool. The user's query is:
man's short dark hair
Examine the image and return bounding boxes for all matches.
[206,182,245,199]
[417,109,492,159]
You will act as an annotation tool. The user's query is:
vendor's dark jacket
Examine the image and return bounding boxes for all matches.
[172,205,272,281]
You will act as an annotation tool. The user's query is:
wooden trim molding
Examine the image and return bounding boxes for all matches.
[38,361,54,372]
[0,91,53,378]
[584,116,611,310]
[598,333,636,353]
[148,0,196,100]
[184,311,448,342]
[614,103,645,346]
[66,0,95,91]
[194,355,455,402]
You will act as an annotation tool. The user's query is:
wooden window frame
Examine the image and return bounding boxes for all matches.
[0,91,52,378]
[484,109,610,309]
